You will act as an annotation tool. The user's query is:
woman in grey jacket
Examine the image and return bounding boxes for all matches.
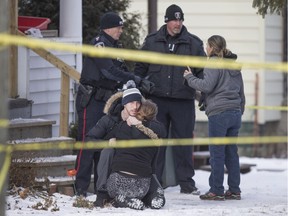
[183,35,245,201]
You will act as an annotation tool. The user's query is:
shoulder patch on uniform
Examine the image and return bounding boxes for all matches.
[95,42,105,48]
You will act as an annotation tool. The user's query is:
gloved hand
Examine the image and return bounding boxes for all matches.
[139,79,155,94]
[198,93,206,111]
[123,80,136,90]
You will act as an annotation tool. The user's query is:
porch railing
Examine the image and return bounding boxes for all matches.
[17,30,81,137]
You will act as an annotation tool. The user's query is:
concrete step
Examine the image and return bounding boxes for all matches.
[9,136,75,158]
[12,155,77,178]
[8,98,33,120]
[35,174,95,196]
[11,154,95,196]
[9,118,56,140]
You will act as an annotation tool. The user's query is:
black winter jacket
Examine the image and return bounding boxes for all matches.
[85,91,166,147]
[80,31,136,90]
[110,120,166,177]
[85,92,123,142]
[134,25,206,99]
[85,91,166,177]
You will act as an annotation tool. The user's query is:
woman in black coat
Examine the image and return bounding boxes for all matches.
[106,99,166,210]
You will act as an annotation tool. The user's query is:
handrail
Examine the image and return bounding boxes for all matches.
[17,30,81,81]
[17,30,81,136]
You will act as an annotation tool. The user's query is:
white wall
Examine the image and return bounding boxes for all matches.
[258,14,283,123]
[127,0,284,124]
[19,38,82,137]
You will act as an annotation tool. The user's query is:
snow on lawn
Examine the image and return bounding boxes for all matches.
[5,157,287,216]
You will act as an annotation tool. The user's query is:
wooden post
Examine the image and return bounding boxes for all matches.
[60,72,70,136]
[9,0,18,98]
[0,0,9,215]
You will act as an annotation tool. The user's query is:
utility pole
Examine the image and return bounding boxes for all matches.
[9,0,18,98]
[0,0,9,215]
[148,0,157,33]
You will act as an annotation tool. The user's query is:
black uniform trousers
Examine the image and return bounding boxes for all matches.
[75,90,106,194]
[149,96,196,188]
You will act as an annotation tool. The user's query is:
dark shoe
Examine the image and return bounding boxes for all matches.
[200,191,225,201]
[75,188,87,197]
[224,190,241,200]
[112,195,144,210]
[94,191,111,208]
[180,184,200,195]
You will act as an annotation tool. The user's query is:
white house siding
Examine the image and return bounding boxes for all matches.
[258,15,283,123]
[19,38,82,137]
[127,0,284,124]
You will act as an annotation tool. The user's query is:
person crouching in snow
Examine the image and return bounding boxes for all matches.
[86,85,166,210]
[106,92,166,210]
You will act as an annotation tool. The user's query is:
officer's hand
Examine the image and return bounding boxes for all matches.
[108,138,117,147]
[139,79,155,94]
[198,93,206,111]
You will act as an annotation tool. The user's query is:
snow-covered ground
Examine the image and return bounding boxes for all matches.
[5,157,288,216]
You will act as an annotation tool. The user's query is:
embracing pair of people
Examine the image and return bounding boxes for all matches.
[85,82,166,210]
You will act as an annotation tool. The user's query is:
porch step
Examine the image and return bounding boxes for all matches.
[12,155,76,178]
[35,174,95,196]
[9,118,56,140]
[11,155,95,195]
[9,136,75,158]
[8,98,33,119]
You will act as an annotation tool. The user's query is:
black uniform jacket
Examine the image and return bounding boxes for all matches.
[134,25,206,99]
[80,31,136,90]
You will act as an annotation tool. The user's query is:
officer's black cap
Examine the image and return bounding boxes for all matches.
[100,12,123,30]
[164,4,184,23]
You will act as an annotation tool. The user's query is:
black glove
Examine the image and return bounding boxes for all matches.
[139,79,155,94]
[198,93,206,111]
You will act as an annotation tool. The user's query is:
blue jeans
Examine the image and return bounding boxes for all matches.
[208,110,242,195]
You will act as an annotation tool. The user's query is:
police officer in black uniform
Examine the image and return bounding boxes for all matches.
[134,5,206,194]
[74,12,153,196]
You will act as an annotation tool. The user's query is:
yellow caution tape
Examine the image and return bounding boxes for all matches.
[0,33,287,73]
[0,119,9,128]
[0,145,12,193]
[0,136,287,153]
[0,136,287,192]
[0,104,286,130]
[245,105,288,111]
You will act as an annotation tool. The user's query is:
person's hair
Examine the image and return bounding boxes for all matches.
[207,35,232,58]
[136,99,158,121]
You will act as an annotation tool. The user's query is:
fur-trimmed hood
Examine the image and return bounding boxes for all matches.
[103,91,123,116]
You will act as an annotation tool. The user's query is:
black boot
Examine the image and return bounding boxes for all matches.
[94,191,111,208]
